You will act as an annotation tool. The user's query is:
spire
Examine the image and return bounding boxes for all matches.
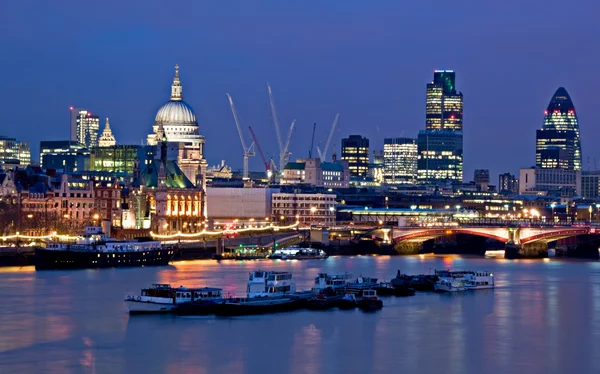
[98,117,116,147]
[170,64,183,101]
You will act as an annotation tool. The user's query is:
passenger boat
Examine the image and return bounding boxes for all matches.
[433,270,495,292]
[357,289,383,311]
[35,226,174,270]
[125,284,222,314]
[267,246,327,260]
[312,272,353,294]
[247,270,296,298]
[338,293,358,310]
[464,271,495,290]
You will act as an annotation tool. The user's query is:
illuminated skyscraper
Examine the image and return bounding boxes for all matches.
[418,70,464,183]
[341,135,369,177]
[535,87,582,171]
[76,110,100,148]
[383,138,417,184]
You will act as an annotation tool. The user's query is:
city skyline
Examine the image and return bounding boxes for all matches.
[1,1,599,182]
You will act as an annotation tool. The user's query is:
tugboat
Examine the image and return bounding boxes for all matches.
[357,289,383,311]
[36,226,174,270]
[338,293,358,310]
[306,287,342,310]
[125,284,222,314]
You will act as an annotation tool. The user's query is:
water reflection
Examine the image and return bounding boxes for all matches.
[0,257,599,373]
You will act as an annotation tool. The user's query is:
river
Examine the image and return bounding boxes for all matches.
[0,255,599,374]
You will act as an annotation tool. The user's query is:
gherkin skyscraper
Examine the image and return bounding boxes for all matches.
[536,87,582,171]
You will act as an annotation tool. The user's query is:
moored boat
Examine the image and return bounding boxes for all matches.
[125,284,222,314]
[357,289,383,311]
[213,296,303,316]
[464,271,495,290]
[312,272,353,294]
[36,226,174,270]
[346,276,378,294]
[247,270,296,298]
[338,293,358,310]
[376,281,415,297]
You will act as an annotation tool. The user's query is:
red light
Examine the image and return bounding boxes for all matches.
[69,106,74,110]
[544,110,548,115]
[87,113,91,117]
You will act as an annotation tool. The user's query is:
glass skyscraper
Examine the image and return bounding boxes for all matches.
[535,87,582,171]
[76,110,100,148]
[341,135,369,177]
[418,70,464,183]
[383,138,417,184]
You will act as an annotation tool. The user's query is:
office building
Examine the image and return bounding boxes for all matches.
[498,173,519,194]
[272,192,337,225]
[418,70,464,184]
[90,145,145,175]
[281,158,349,188]
[535,87,582,171]
[40,141,90,172]
[519,167,581,198]
[474,169,490,191]
[75,110,100,148]
[0,135,30,167]
[341,135,369,177]
[370,150,384,184]
[383,138,417,184]
[581,171,600,199]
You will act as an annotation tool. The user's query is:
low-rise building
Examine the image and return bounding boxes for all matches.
[281,158,349,188]
[206,187,278,220]
[272,192,336,225]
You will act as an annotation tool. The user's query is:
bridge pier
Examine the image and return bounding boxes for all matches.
[394,241,423,255]
[505,242,548,259]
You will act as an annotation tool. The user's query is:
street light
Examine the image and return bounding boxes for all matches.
[550,203,557,223]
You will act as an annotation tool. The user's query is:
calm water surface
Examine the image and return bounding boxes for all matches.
[1,256,599,374]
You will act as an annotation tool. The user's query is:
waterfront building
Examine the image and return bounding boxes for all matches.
[535,87,582,171]
[383,138,417,185]
[341,135,369,177]
[281,158,349,188]
[0,135,30,167]
[418,70,464,184]
[498,173,519,194]
[474,169,490,192]
[93,180,123,228]
[40,141,90,173]
[98,118,117,147]
[206,187,278,221]
[146,65,207,186]
[131,137,205,234]
[581,171,600,199]
[76,110,100,148]
[272,192,336,225]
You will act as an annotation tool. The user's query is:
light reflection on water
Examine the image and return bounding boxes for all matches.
[0,256,599,373]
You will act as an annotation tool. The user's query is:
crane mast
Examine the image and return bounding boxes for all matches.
[226,93,255,180]
[248,126,271,177]
[319,113,339,161]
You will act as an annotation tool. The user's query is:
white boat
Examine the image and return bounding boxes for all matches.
[247,270,297,298]
[125,284,222,314]
[346,276,378,293]
[312,272,353,294]
[268,246,327,260]
[464,271,495,290]
[434,270,495,292]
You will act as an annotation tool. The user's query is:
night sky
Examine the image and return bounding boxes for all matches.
[1,1,599,182]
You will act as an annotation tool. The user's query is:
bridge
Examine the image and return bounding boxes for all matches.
[367,224,600,257]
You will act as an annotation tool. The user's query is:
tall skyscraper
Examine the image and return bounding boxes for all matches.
[341,135,369,177]
[76,110,100,148]
[383,138,417,184]
[535,87,582,171]
[418,70,464,184]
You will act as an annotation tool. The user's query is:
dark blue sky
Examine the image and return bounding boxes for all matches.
[1,1,599,182]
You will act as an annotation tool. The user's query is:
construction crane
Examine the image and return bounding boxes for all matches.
[267,83,295,172]
[280,119,296,169]
[248,126,272,179]
[317,113,340,161]
[226,93,255,180]
[309,123,316,158]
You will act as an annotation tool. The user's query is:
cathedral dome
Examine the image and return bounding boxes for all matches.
[155,101,197,125]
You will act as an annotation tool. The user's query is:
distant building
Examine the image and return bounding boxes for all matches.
[581,171,600,199]
[341,135,369,177]
[536,87,582,171]
[89,145,145,176]
[383,138,417,185]
[40,141,90,173]
[0,135,30,167]
[272,192,336,225]
[93,180,123,227]
[498,173,519,194]
[281,158,349,188]
[370,150,384,184]
[98,118,117,147]
[76,109,100,148]
[519,167,581,199]
[206,187,278,220]
[418,70,464,184]
[417,130,463,183]
[473,169,490,191]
